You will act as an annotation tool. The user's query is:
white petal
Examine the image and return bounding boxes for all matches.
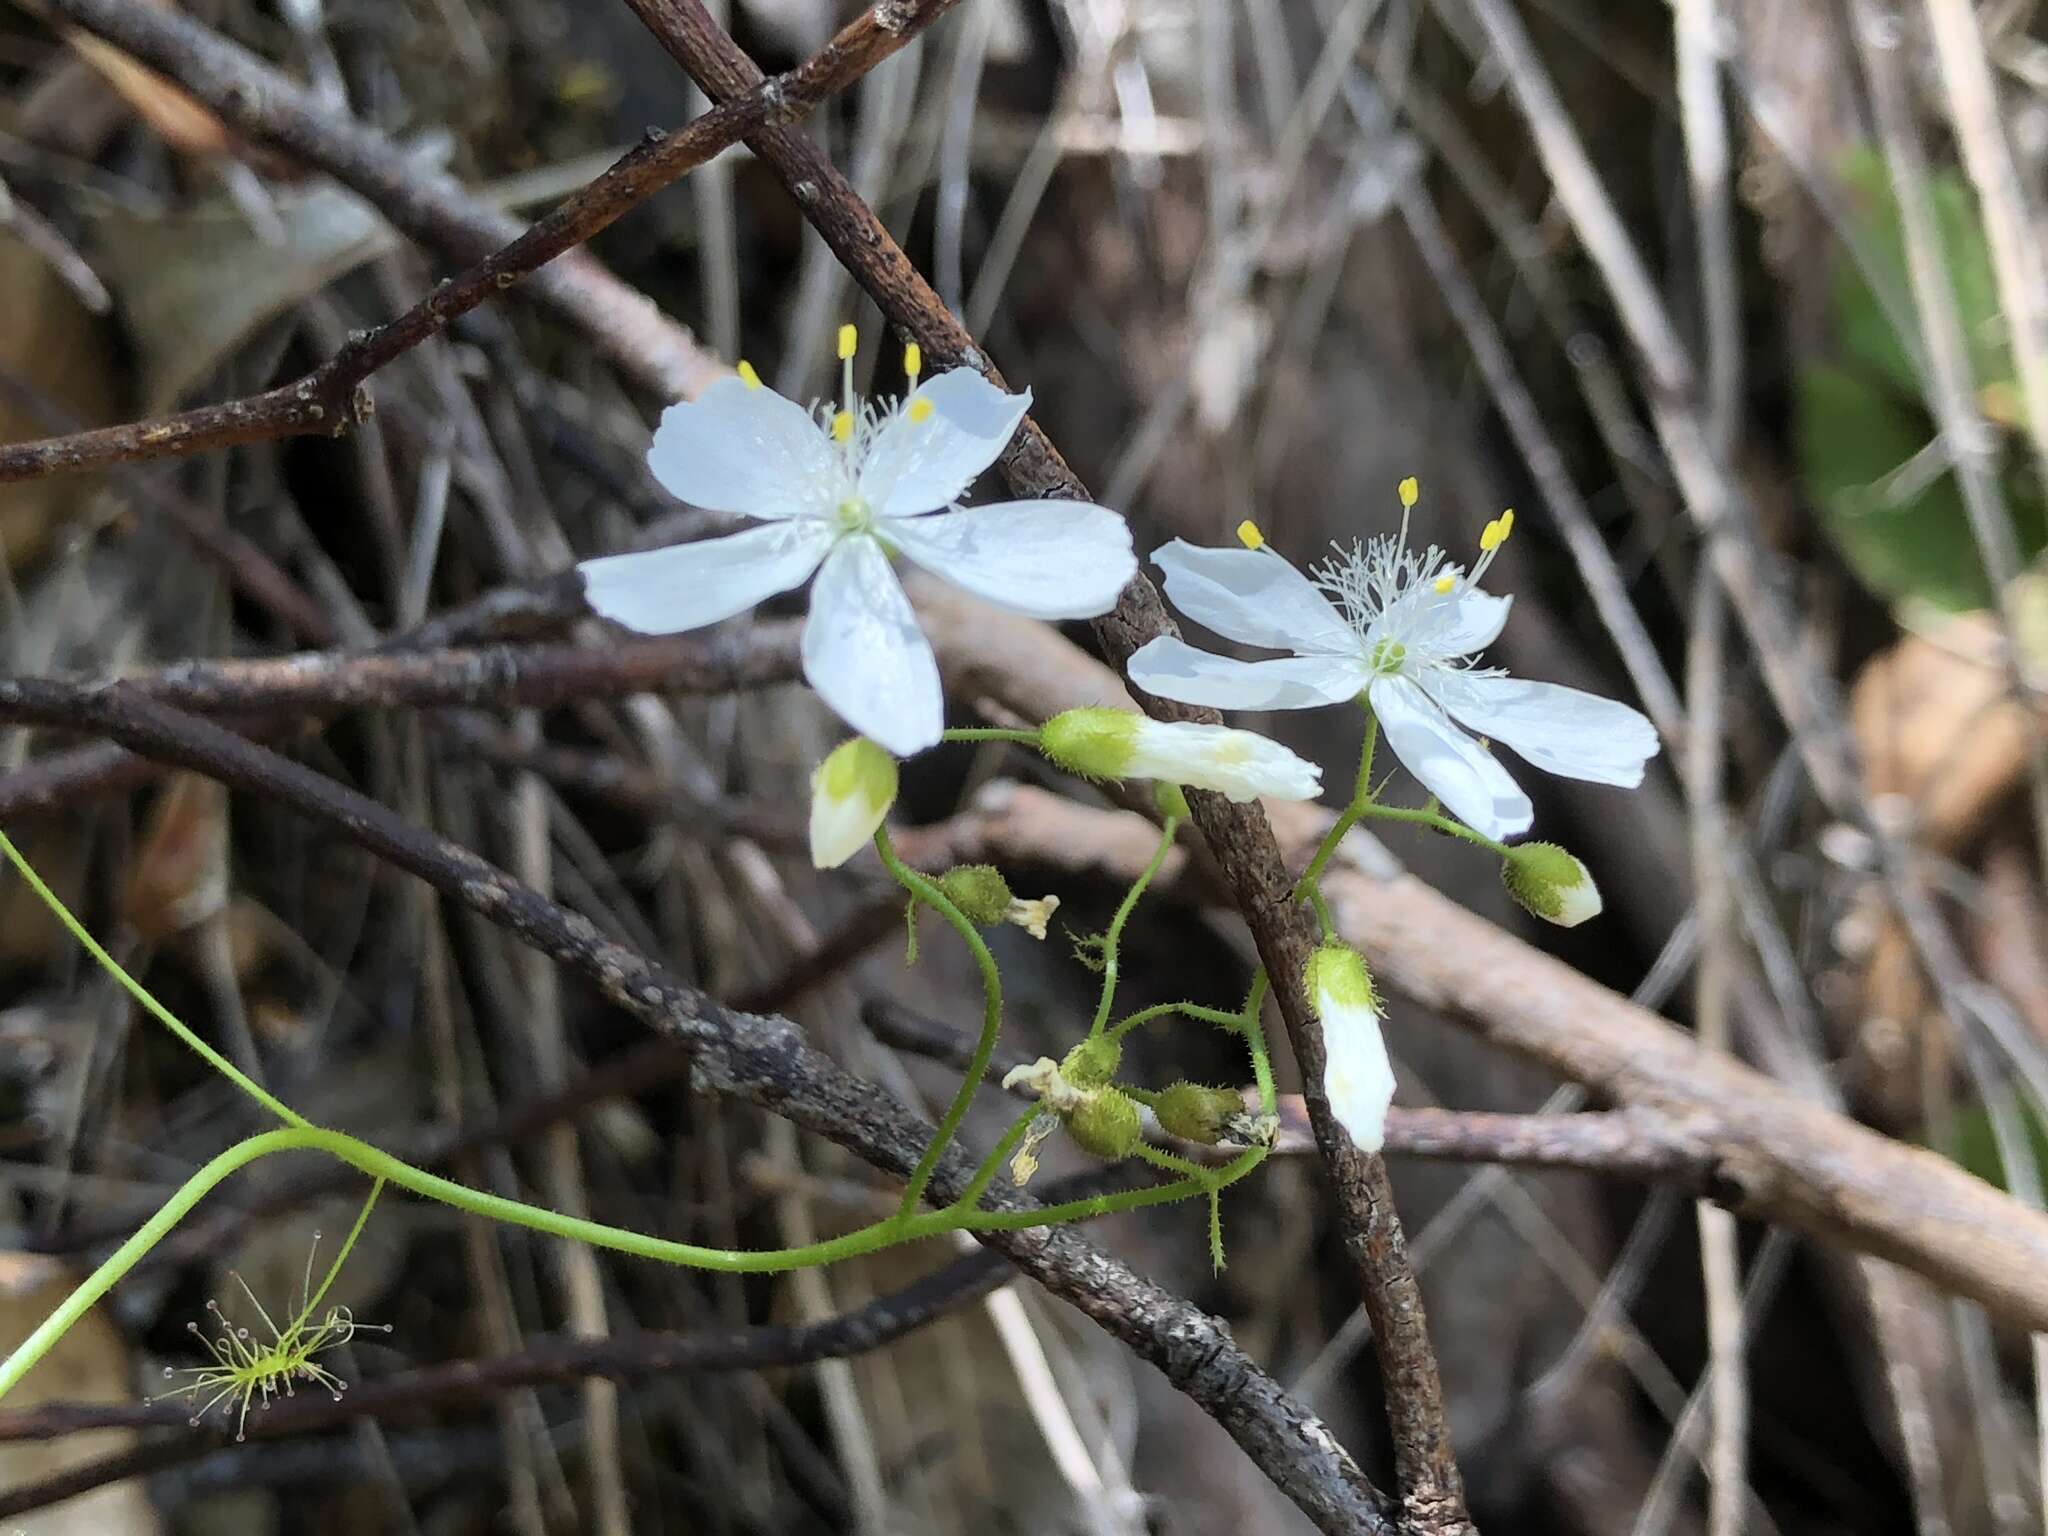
[579,521,834,634]
[1125,720,1324,802]
[1152,540,1357,654]
[1368,674,1533,839]
[860,370,1031,518]
[883,500,1135,618]
[802,535,944,757]
[1320,1002,1395,1153]
[647,376,833,519]
[1425,671,1660,788]
[1126,636,1366,711]
[1423,588,1513,656]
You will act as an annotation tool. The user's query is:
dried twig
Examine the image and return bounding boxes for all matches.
[4,0,965,481]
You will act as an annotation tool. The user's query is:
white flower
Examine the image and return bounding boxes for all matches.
[579,331,1137,757]
[1124,486,1658,839]
[1038,707,1322,803]
[808,737,898,870]
[1304,942,1395,1152]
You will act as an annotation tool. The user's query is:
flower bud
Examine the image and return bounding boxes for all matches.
[1040,708,1322,803]
[936,864,1015,925]
[1304,941,1394,1152]
[1039,707,1140,781]
[1065,1088,1142,1160]
[1154,1081,1243,1144]
[1153,781,1192,821]
[1060,1035,1121,1089]
[808,738,898,869]
[1501,842,1602,927]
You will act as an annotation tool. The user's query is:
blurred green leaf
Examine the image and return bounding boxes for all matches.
[1797,148,2046,612]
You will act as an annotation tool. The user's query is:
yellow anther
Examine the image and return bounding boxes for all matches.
[908,397,935,424]
[838,323,859,361]
[1499,508,1515,537]
[1479,513,1513,553]
[736,359,763,390]
[903,342,922,380]
[1236,519,1265,551]
[832,409,854,443]
[1398,476,1420,509]
[1433,573,1456,594]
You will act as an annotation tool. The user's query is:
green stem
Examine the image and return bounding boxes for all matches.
[1351,800,1513,857]
[1103,1000,1248,1045]
[1238,970,1278,1118]
[303,1177,384,1320]
[1291,709,1379,903]
[940,727,1043,747]
[955,1146,1265,1231]
[1086,814,1180,1039]
[953,1106,1042,1213]
[0,829,306,1129]
[874,826,1006,1217]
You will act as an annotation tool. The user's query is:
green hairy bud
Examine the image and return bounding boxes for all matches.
[936,864,1015,925]
[1154,1081,1244,1145]
[1038,708,1140,781]
[1501,841,1603,928]
[1064,1088,1142,1160]
[1061,1035,1122,1088]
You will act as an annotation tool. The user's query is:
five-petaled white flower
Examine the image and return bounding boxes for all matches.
[579,328,1136,758]
[1124,480,1658,840]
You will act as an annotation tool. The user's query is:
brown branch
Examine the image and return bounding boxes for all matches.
[104,626,802,716]
[4,0,965,483]
[623,5,1469,1525]
[0,679,1394,1536]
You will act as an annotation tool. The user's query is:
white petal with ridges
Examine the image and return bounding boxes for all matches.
[1424,671,1659,787]
[861,370,1031,518]
[647,376,833,519]
[801,534,944,757]
[1126,636,1366,711]
[1319,1001,1395,1153]
[1125,720,1324,802]
[1368,674,1533,838]
[579,521,835,635]
[883,500,1134,618]
[1151,540,1357,654]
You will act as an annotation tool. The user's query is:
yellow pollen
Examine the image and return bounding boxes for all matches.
[832,409,854,443]
[1499,508,1515,536]
[838,323,858,361]
[908,397,934,424]
[736,359,762,390]
[1398,476,1420,509]
[903,342,922,379]
[1236,519,1265,551]
[1433,573,1456,594]
[1479,512,1514,553]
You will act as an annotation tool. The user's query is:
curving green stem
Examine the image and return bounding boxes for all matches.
[1350,800,1514,857]
[0,829,306,1129]
[1104,1000,1251,1045]
[874,826,1007,1218]
[1292,705,1379,908]
[304,1177,384,1320]
[1086,812,1181,1039]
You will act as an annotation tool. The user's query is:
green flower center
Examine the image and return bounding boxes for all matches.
[1368,638,1407,676]
[835,497,873,533]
